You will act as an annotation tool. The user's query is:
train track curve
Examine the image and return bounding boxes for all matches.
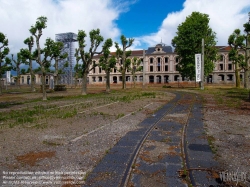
[84,92,220,187]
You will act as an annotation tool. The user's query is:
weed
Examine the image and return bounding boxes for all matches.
[207,135,217,154]
[116,113,125,119]
[42,140,61,146]
[162,85,171,88]
[84,172,89,181]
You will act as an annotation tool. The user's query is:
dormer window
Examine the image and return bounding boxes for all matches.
[155,44,163,52]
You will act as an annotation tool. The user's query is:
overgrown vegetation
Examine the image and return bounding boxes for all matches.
[203,87,249,108]
[0,89,158,128]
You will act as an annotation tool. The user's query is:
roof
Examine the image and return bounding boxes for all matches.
[216,46,232,51]
[93,50,144,59]
[146,46,173,54]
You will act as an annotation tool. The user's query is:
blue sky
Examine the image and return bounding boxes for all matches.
[0,0,250,53]
[116,0,184,38]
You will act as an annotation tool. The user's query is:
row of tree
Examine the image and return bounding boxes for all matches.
[0,16,142,100]
[0,17,69,99]
[172,12,250,89]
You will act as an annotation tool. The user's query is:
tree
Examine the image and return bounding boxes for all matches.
[75,29,104,95]
[172,12,217,80]
[11,53,22,88]
[99,38,116,92]
[228,29,245,88]
[129,57,142,88]
[115,35,134,89]
[243,19,250,89]
[29,16,50,100]
[0,32,11,95]
[20,36,36,92]
[44,38,68,85]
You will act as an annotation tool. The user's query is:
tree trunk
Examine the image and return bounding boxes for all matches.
[74,75,78,88]
[235,62,241,88]
[81,72,87,95]
[30,62,35,92]
[106,70,110,93]
[55,59,58,86]
[244,37,250,89]
[244,69,249,89]
[0,81,2,95]
[41,69,47,100]
[122,70,126,89]
[17,67,20,89]
[133,74,136,88]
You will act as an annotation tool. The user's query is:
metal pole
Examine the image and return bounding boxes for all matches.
[201,38,204,90]
[143,49,146,88]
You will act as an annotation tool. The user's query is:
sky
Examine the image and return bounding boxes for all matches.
[0,0,250,55]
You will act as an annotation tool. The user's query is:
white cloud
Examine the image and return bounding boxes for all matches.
[134,0,250,49]
[0,0,123,54]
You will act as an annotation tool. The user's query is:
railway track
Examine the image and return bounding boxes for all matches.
[84,92,220,187]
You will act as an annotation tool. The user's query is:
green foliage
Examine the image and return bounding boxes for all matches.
[115,35,134,89]
[99,38,115,71]
[172,12,217,79]
[228,29,246,88]
[75,29,104,94]
[99,38,116,92]
[0,32,12,85]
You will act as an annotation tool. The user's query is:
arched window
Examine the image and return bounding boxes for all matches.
[165,57,168,63]
[175,57,179,63]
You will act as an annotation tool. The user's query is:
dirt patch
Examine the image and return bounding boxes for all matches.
[16,151,56,166]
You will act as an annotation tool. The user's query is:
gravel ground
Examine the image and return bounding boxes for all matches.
[0,89,175,186]
[203,93,250,186]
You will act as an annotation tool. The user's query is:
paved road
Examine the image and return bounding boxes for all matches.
[84,92,220,187]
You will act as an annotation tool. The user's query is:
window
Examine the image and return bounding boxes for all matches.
[165,65,168,72]
[140,66,143,72]
[157,66,161,71]
[150,66,153,72]
[99,67,102,73]
[92,77,96,82]
[93,67,95,74]
[175,57,179,63]
[114,68,117,73]
[228,64,232,70]
[157,57,161,63]
[220,55,224,62]
[219,64,223,70]
[139,76,143,82]
[140,58,143,64]
[165,57,168,63]
[150,58,153,64]
[175,64,178,71]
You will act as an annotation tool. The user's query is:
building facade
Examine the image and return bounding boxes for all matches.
[89,44,246,85]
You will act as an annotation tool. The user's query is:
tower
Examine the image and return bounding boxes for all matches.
[55,32,77,85]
